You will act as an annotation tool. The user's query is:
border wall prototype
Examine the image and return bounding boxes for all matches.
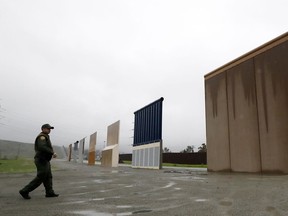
[88,132,97,165]
[132,97,164,169]
[205,32,288,173]
[101,120,120,168]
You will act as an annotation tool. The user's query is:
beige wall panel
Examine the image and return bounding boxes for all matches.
[102,120,120,167]
[205,73,230,171]
[227,60,261,172]
[101,149,113,167]
[255,41,288,173]
[107,120,120,146]
[101,144,119,167]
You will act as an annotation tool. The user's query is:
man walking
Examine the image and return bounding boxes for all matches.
[19,124,59,199]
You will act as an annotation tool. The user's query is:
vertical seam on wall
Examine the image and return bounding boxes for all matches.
[253,57,263,173]
[225,71,232,171]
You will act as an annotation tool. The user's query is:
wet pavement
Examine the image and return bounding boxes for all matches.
[1,160,288,216]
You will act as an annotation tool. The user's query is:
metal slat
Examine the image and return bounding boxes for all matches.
[133,98,164,146]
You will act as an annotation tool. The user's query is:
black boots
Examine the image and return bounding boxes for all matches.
[19,190,59,199]
[45,193,59,198]
[19,190,31,200]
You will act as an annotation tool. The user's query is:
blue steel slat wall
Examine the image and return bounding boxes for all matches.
[133,97,164,146]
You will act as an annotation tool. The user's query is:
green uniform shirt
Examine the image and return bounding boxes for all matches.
[34,132,54,161]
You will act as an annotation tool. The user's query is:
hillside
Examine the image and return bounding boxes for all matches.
[0,139,66,159]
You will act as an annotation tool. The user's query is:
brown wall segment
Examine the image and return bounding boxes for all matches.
[255,41,288,173]
[205,32,288,173]
[68,144,72,162]
[205,72,231,171]
[88,132,97,165]
[227,60,261,172]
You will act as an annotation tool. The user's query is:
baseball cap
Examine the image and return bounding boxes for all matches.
[41,124,54,129]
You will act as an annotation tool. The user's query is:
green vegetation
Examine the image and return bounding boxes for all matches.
[0,158,36,173]
[0,158,59,173]
[121,160,131,165]
[122,160,207,168]
[162,163,207,168]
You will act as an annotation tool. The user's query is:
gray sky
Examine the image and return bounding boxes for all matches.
[0,0,287,153]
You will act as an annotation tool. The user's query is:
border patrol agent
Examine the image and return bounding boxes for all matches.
[19,124,59,199]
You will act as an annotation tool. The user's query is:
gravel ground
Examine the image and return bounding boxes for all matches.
[1,159,288,216]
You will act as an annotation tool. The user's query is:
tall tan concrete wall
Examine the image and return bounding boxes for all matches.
[205,73,231,172]
[226,60,261,172]
[255,40,288,173]
[205,32,288,173]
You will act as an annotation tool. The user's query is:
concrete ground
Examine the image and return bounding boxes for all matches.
[1,160,288,216]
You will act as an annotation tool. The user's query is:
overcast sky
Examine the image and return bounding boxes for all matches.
[0,0,287,153]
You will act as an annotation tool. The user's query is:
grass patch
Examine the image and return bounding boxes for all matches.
[122,160,207,168]
[0,158,36,173]
[162,163,207,168]
[122,160,132,165]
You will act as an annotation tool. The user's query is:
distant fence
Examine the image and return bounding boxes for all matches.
[120,152,207,165]
[0,140,66,160]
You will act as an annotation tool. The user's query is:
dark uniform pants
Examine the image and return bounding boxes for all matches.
[22,158,54,194]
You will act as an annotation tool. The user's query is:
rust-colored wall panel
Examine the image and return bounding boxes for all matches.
[88,132,97,165]
[255,41,288,173]
[68,144,72,162]
[227,60,261,172]
[205,72,231,171]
